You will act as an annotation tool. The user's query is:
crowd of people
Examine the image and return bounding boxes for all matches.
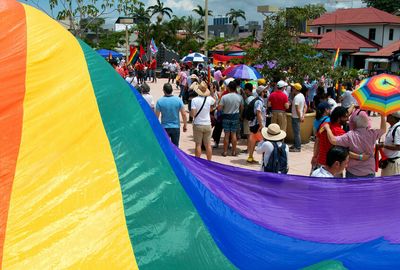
[108,58,400,178]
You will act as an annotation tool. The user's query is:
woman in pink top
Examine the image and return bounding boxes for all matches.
[325,112,386,178]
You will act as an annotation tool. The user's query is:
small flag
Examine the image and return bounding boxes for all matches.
[127,46,139,65]
[150,38,158,54]
[139,45,145,58]
[332,48,340,69]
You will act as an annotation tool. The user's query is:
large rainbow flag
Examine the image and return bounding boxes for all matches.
[1,1,400,269]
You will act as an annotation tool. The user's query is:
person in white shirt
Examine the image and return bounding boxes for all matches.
[290,83,307,152]
[125,71,138,88]
[191,81,216,160]
[378,111,400,176]
[256,124,289,173]
[140,83,154,111]
[311,146,349,177]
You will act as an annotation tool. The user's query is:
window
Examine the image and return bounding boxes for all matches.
[369,28,376,40]
[326,29,332,33]
[317,27,321,35]
[389,29,394,41]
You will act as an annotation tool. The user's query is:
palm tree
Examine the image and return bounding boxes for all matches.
[183,16,203,40]
[148,0,173,24]
[192,4,212,19]
[226,8,246,35]
[133,2,151,24]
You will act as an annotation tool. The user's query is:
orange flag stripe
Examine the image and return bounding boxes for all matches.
[0,1,27,267]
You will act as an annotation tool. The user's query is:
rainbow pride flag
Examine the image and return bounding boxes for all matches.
[127,45,139,65]
[1,1,400,269]
[332,47,340,69]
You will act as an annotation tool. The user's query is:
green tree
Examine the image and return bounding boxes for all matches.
[192,4,212,18]
[226,8,246,35]
[46,0,138,37]
[248,12,331,82]
[98,30,125,50]
[183,16,204,40]
[148,0,173,24]
[285,4,326,33]
[362,0,400,13]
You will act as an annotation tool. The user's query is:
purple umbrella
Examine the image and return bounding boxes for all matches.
[226,64,262,80]
[266,60,277,69]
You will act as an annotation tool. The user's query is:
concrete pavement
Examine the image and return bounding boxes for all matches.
[145,78,382,176]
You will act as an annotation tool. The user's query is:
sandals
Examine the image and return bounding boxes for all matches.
[221,152,227,157]
[231,151,238,157]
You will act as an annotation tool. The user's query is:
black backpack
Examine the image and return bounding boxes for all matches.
[263,142,288,174]
[244,97,261,121]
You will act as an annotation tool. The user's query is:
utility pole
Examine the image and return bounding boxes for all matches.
[204,0,209,56]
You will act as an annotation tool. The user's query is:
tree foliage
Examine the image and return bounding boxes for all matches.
[226,8,246,34]
[362,0,400,13]
[247,11,331,82]
[192,4,212,18]
[148,0,173,23]
[47,0,138,37]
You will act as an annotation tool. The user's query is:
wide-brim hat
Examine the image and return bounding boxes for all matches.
[261,124,286,141]
[190,74,199,81]
[194,81,210,97]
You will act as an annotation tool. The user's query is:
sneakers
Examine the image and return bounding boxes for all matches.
[289,146,301,152]
[246,157,258,163]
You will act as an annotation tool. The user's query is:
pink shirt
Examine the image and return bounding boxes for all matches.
[336,128,384,176]
[214,70,223,82]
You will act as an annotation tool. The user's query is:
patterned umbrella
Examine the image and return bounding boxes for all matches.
[221,65,238,76]
[226,64,262,80]
[352,73,400,115]
[181,52,208,62]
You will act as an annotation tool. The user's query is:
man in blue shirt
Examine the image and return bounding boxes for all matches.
[156,83,187,147]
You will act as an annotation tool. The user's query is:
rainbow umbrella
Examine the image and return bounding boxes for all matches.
[3,1,400,269]
[225,64,262,80]
[221,64,238,76]
[352,73,400,115]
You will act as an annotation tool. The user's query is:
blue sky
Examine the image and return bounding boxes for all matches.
[24,0,365,26]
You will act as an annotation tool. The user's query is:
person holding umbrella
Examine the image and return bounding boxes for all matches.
[377,112,400,176]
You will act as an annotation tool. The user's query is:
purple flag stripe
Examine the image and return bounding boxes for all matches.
[174,148,400,244]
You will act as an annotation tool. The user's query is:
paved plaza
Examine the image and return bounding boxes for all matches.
[144,78,384,176]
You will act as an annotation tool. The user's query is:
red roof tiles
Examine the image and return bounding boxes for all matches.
[369,40,400,57]
[309,7,400,26]
[315,30,381,51]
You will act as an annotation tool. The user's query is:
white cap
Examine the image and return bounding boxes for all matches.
[277,80,288,88]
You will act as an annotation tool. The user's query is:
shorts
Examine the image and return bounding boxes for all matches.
[243,119,250,135]
[193,124,212,145]
[249,124,260,134]
[222,113,240,133]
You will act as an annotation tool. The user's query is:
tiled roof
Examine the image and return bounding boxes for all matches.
[211,42,260,52]
[299,32,322,38]
[315,30,381,51]
[309,7,400,26]
[369,40,400,57]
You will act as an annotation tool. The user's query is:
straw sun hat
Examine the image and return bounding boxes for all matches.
[194,81,210,97]
[261,124,287,141]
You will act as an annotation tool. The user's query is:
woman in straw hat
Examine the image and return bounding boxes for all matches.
[256,124,289,174]
[191,81,216,160]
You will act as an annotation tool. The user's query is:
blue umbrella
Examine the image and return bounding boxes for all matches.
[96,49,123,58]
[182,52,208,63]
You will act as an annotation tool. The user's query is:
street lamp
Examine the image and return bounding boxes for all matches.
[116,17,135,59]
